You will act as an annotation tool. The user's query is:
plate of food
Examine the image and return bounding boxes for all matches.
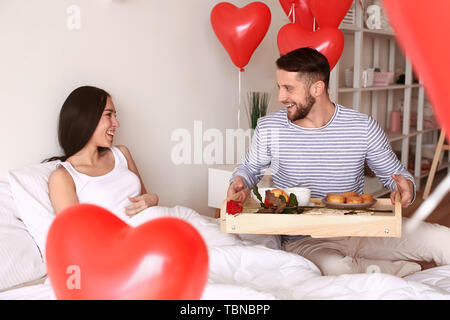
[322,192,376,209]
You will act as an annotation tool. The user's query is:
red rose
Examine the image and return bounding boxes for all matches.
[264,198,273,207]
[226,200,242,215]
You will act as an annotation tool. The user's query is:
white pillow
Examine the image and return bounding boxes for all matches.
[7,161,61,262]
[0,181,46,291]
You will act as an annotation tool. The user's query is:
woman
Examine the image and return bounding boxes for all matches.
[46,86,158,220]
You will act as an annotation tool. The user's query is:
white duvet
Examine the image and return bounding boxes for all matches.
[1,205,449,300]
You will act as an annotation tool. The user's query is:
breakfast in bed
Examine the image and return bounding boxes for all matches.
[226,186,379,216]
[222,186,401,237]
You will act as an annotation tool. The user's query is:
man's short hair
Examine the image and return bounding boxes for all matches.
[276,47,330,90]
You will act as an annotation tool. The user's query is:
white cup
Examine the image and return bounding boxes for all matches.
[283,188,311,206]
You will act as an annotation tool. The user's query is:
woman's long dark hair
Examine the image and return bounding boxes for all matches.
[43,86,110,163]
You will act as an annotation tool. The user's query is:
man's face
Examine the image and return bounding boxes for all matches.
[276,69,316,122]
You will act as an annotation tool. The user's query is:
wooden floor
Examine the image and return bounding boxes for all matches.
[401,170,450,228]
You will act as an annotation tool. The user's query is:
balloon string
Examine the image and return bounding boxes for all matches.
[288,3,295,24]
[238,69,241,129]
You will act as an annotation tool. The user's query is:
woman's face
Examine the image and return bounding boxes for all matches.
[90,96,120,148]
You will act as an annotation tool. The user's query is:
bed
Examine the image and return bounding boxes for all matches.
[0,162,449,300]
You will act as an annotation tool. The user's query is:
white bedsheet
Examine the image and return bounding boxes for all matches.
[1,205,449,300]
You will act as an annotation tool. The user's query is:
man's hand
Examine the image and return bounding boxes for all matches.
[390,174,414,208]
[227,176,249,202]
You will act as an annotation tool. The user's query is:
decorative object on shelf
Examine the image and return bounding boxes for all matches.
[344,67,374,87]
[246,91,270,130]
[373,70,394,86]
[365,0,391,31]
[409,111,438,130]
[279,0,315,31]
[396,72,419,84]
[361,68,374,87]
[277,24,344,70]
[210,2,271,128]
[389,110,402,133]
[396,73,405,84]
[365,3,382,29]
[342,1,356,25]
[344,67,354,87]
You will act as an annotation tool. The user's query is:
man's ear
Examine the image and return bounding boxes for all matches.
[310,81,326,97]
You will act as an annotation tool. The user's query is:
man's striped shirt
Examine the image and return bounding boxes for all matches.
[231,104,416,199]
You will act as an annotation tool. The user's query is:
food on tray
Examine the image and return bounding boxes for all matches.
[263,188,290,207]
[346,196,363,204]
[326,193,345,203]
[326,192,374,204]
[251,186,304,214]
[270,188,290,202]
[341,191,359,198]
[360,194,374,203]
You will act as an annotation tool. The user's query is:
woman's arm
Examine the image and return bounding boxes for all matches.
[116,145,148,194]
[117,145,159,216]
[48,167,79,214]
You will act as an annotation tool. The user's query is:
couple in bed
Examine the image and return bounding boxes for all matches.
[46,48,450,278]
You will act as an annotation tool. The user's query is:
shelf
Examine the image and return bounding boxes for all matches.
[367,157,450,198]
[339,84,421,93]
[419,156,450,179]
[336,2,432,197]
[386,128,439,143]
[340,24,395,37]
[362,28,395,37]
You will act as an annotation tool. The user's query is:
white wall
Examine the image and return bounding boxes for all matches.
[0,0,289,216]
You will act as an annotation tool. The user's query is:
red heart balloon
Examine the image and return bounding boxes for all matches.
[279,0,315,31]
[210,2,271,71]
[46,204,209,300]
[307,0,353,28]
[277,23,344,70]
[383,0,450,140]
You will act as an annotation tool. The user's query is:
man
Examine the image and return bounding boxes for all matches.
[227,48,448,277]
[229,47,414,207]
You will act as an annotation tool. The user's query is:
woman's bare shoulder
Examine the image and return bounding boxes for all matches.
[49,166,74,187]
[116,144,131,156]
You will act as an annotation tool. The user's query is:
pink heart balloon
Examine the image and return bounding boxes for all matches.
[383,0,450,140]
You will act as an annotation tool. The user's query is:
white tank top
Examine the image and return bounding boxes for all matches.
[58,146,141,221]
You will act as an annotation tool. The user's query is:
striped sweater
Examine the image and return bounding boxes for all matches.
[231,104,416,199]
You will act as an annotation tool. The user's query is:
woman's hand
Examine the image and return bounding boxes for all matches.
[125,193,159,217]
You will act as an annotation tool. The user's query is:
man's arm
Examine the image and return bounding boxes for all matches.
[365,116,416,207]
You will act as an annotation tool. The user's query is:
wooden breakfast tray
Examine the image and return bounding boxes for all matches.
[220,191,402,238]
